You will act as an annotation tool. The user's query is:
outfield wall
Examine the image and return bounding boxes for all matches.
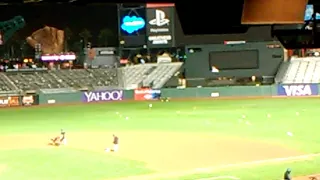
[160,86,275,98]
[34,84,318,105]
[38,86,276,104]
[0,84,316,107]
[38,92,83,104]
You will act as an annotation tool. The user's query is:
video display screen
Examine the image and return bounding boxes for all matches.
[119,8,146,36]
[119,7,147,47]
[146,7,174,48]
[209,50,259,70]
[304,4,320,21]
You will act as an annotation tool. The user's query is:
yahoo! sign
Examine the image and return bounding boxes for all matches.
[82,90,123,102]
[277,84,318,96]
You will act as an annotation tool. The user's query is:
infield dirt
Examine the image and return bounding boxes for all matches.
[0,132,302,172]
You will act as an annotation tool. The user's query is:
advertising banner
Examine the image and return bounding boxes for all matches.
[82,90,123,103]
[134,88,161,100]
[146,6,174,48]
[277,84,318,96]
[119,6,147,48]
[0,96,20,107]
[22,95,39,106]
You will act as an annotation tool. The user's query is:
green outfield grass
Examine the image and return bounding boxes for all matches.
[0,98,320,180]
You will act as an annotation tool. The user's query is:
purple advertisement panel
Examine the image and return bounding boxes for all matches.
[277,84,319,96]
[82,90,123,102]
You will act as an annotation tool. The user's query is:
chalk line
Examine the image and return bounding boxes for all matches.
[194,153,320,173]
[112,153,320,180]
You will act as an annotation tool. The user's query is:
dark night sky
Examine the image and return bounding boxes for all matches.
[0,4,118,45]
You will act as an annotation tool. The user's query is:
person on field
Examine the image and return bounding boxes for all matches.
[284,168,292,180]
[50,136,61,146]
[112,134,119,152]
[49,129,66,146]
[60,129,67,145]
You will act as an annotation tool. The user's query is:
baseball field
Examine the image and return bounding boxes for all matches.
[0,98,320,180]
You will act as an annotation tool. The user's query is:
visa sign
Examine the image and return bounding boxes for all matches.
[121,16,145,34]
[277,84,318,96]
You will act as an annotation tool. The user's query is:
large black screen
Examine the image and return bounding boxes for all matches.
[209,50,259,70]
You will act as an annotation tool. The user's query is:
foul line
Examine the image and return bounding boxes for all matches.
[113,153,320,180]
[194,153,320,173]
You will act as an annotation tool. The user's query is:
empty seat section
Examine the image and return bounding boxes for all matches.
[6,71,67,91]
[4,68,120,91]
[0,73,16,92]
[282,61,301,84]
[49,69,119,89]
[294,61,308,83]
[279,57,320,84]
[303,61,316,83]
[312,61,320,83]
[142,62,183,89]
[122,64,156,89]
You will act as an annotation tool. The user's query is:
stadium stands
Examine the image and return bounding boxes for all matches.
[142,62,183,89]
[5,71,68,91]
[0,73,18,92]
[277,57,320,84]
[0,63,181,92]
[86,68,119,89]
[121,63,183,90]
[3,68,120,91]
[274,61,290,83]
[121,64,157,89]
[49,68,119,89]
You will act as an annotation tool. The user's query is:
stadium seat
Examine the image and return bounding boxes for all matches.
[122,64,157,89]
[4,68,120,91]
[278,57,320,84]
[142,63,183,89]
[0,73,17,92]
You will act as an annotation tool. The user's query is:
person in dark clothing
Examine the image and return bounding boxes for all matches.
[50,136,61,146]
[112,134,119,152]
[49,129,66,146]
[284,168,292,180]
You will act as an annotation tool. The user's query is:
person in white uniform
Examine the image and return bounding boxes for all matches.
[60,129,67,145]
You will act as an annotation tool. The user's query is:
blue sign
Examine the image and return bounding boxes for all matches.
[121,16,145,34]
[304,4,320,21]
[277,84,318,96]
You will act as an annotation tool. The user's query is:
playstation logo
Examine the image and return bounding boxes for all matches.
[149,9,170,27]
